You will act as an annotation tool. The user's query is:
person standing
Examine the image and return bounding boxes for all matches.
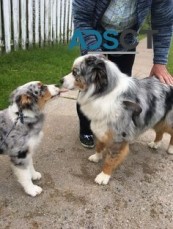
[72,0,173,148]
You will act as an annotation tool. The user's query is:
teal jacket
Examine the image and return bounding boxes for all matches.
[72,0,173,64]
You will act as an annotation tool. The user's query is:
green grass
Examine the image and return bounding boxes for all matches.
[0,44,80,109]
[168,41,173,74]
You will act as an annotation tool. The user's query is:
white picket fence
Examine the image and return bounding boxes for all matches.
[0,0,73,53]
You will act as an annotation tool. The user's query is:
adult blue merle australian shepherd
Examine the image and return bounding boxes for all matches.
[63,54,173,185]
[0,81,61,196]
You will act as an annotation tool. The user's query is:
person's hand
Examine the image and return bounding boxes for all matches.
[149,64,173,85]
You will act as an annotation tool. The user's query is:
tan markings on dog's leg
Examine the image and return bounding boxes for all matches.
[103,142,129,174]
[88,131,113,163]
[95,142,129,185]
[148,130,163,149]
[96,140,106,153]
[148,122,165,149]
[88,140,105,163]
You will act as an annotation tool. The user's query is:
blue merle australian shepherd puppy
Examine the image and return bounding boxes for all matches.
[63,54,173,185]
[0,81,61,196]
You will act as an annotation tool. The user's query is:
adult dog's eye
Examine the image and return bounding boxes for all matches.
[41,85,47,92]
[75,77,80,82]
[72,68,81,82]
[72,68,78,77]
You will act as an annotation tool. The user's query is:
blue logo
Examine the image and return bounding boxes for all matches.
[69,29,158,51]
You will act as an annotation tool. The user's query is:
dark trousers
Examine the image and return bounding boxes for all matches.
[77,53,136,135]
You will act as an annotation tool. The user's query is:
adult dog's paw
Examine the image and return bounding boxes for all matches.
[88,153,102,163]
[148,141,161,149]
[95,172,110,185]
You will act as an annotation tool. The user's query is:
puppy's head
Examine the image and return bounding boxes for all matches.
[10,81,60,110]
[63,54,108,94]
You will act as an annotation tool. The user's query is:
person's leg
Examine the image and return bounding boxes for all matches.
[78,52,136,148]
[77,103,94,148]
[77,103,92,135]
[108,52,136,76]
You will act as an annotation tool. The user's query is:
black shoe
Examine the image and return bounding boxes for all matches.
[80,134,95,148]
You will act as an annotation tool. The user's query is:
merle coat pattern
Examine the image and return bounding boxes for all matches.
[0,81,60,196]
[63,54,173,185]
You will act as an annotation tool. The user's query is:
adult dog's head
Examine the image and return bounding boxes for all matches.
[63,54,112,95]
[10,81,60,111]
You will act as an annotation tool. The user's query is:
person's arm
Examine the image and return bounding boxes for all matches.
[72,0,102,55]
[150,0,173,84]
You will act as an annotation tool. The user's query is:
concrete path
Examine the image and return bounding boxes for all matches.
[133,38,153,77]
[1,39,173,229]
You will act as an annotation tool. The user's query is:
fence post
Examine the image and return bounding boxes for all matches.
[64,0,69,42]
[2,0,11,53]
[57,0,61,43]
[69,0,73,41]
[52,0,57,44]
[0,0,2,51]
[61,0,65,43]
[40,0,45,46]
[49,0,53,43]
[20,0,26,50]
[28,0,33,47]
[45,0,49,43]
[34,0,39,45]
[12,0,19,50]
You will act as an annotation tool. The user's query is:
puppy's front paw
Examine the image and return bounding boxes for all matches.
[88,153,102,163]
[148,141,161,150]
[95,172,110,185]
[32,171,42,180]
[25,185,43,197]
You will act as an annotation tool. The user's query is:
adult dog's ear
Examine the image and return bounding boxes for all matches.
[123,100,142,115]
[86,57,108,93]
[92,60,108,93]
[85,56,97,66]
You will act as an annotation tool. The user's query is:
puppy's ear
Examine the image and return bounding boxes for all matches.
[123,100,142,115]
[16,94,33,109]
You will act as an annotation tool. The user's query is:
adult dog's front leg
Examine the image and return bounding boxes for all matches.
[88,140,105,162]
[95,142,129,185]
[88,131,113,163]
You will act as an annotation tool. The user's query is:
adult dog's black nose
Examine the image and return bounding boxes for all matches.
[60,78,64,85]
[55,78,64,87]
